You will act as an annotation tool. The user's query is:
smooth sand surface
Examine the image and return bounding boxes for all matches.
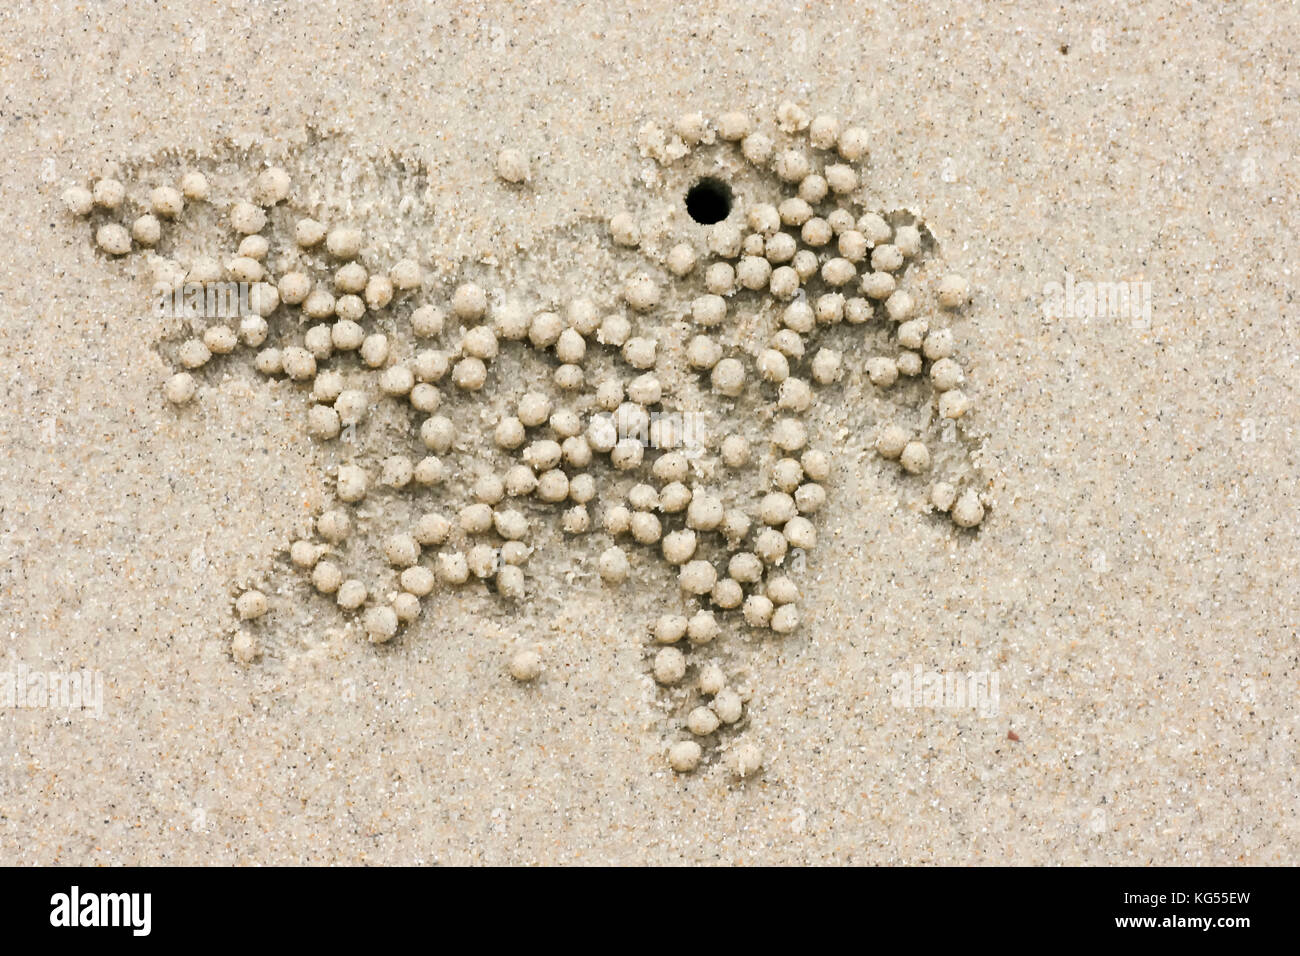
[0,1,1295,864]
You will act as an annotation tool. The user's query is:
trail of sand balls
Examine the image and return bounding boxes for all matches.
[63,104,988,776]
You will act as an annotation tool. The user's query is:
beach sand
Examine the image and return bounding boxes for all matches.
[0,1,1295,864]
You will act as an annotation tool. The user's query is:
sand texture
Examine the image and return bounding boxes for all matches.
[0,1,1296,865]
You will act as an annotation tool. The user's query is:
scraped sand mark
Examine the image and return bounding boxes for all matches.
[64,110,990,775]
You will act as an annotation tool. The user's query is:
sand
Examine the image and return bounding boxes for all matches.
[0,1,1296,865]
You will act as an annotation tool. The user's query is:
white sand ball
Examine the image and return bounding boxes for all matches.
[231,631,257,664]
[452,282,488,321]
[711,358,745,397]
[163,372,197,405]
[254,167,291,206]
[718,111,750,141]
[92,178,125,209]
[598,546,630,584]
[665,243,697,276]
[235,590,267,621]
[699,663,726,696]
[687,706,721,736]
[393,594,421,624]
[714,689,744,724]
[623,273,660,312]
[900,441,931,474]
[952,490,986,528]
[336,579,367,610]
[496,148,530,184]
[62,185,93,216]
[326,227,363,259]
[653,647,686,685]
[939,389,971,419]
[668,740,702,773]
[609,212,640,246]
[509,649,543,682]
[678,560,717,595]
[230,201,266,235]
[311,561,343,594]
[770,604,800,634]
[95,223,131,255]
[930,358,964,392]
[364,606,399,644]
[930,482,957,512]
[390,258,423,291]
[180,171,209,201]
[938,274,971,310]
[876,425,910,460]
[729,742,764,777]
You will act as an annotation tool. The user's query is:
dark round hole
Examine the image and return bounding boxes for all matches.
[685,178,732,225]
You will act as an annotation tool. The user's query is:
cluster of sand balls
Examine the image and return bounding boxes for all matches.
[64,103,986,776]
[617,107,984,773]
